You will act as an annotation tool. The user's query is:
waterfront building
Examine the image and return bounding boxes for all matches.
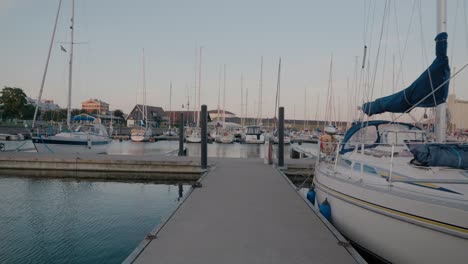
[448,94,468,130]
[27,97,60,111]
[81,99,110,115]
[208,109,236,121]
[126,105,165,127]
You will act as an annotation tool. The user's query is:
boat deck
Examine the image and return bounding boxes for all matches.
[127,158,362,264]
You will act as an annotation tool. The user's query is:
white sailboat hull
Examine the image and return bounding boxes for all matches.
[186,137,201,143]
[244,135,265,144]
[314,165,468,264]
[33,136,110,154]
[215,134,234,144]
[130,127,152,142]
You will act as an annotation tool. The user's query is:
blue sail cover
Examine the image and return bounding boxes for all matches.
[362,32,450,116]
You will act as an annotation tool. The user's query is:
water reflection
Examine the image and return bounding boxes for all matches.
[0,177,190,264]
[106,140,180,155]
[186,142,289,158]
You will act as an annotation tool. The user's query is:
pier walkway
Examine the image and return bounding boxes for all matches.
[128,158,362,264]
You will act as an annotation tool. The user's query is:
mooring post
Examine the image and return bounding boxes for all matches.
[178,113,184,156]
[201,105,208,169]
[278,107,284,167]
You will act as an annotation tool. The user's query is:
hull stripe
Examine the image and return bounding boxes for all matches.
[314,175,468,236]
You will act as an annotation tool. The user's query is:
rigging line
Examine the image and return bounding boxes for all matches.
[417,0,437,108]
[464,1,468,59]
[380,0,391,99]
[450,0,460,65]
[417,0,429,69]
[391,63,468,123]
[367,0,390,116]
[392,0,405,87]
[395,0,418,88]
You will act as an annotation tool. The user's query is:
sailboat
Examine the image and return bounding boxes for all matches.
[215,65,234,144]
[185,47,203,143]
[272,58,291,145]
[131,49,152,142]
[244,57,265,144]
[32,0,111,154]
[313,2,468,263]
[163,81,177,137]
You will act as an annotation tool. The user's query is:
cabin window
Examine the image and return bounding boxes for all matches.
[339,159,352,168]
[353,162,361,172]
[363,165,378,175]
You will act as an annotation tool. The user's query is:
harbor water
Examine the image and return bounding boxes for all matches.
[0,176,189,264]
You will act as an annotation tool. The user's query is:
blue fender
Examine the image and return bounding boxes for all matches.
[306,188,316,205]
[319,198,332,221]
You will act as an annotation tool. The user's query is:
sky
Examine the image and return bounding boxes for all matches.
[1,0,468,121]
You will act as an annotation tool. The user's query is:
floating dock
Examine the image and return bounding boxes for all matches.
[125,158,364,264]
[0,152,201,182]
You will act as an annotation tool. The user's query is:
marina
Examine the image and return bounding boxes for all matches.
[2,0,468,263]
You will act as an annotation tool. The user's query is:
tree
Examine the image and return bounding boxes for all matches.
[0,86,28,119]
[114,109,124,119]
[21,104,37,120]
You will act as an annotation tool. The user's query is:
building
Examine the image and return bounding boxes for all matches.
[27,97,60,111]
[164,110,212,126]
[448,94,468,130]
[81,99,109,115]
[126,105,165,127]
[208,109,236,121]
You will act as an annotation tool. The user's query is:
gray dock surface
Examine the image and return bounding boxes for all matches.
[131,158,359,264]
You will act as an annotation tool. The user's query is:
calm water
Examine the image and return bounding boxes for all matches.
[0,177,189,264]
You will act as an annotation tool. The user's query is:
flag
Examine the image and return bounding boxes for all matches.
[60,45,67,52]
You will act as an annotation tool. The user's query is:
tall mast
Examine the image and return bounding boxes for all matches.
[274,57,282,126]
[240,73,244,127]
[33,0,63,129]
[66,0,75,129]
[304,87,307,130]
[169,81,172,128]
[435,0,447,142]
[197,47,202,127]
[257,56,263,125]
[142,48,147,123]
[223,64,226,126]
[245,88,249,126]
[193,45,198,125]
[217,65,221,123]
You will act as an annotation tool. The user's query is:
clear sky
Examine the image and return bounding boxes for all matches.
[1,0,467,121]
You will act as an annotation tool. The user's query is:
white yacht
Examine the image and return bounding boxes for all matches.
[130,126,152,142]
[244,125,265,144]
[33,123,110,154]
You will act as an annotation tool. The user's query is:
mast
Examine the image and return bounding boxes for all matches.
[142,48,147,124]
[193,45,198,125]
[435,0,447,142]
[197,47,202,127]
[274,57,282,126]
[66,0,75,129]
[217,65,221,123]
[257,56,263,125]
[169,81,172,128]
[245,88,249,126]
[304,87,307,130]
[223,64,226,126]
[32,0,63,129]
[240,73,244,127]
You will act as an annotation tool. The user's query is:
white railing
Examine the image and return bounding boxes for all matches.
[317,140,468,185]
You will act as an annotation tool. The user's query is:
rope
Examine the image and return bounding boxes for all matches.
[38,134,55,153]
